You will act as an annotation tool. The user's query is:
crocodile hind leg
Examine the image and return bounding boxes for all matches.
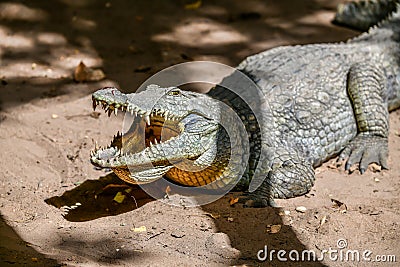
[339,62,389,173]
[240,148,315,207]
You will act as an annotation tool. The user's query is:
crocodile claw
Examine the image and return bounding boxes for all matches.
[339,133,389,174]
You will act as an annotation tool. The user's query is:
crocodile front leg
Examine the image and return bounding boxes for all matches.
[241,148,315,207]
[339,62,389,173]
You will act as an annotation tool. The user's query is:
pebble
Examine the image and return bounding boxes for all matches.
[295,206,307,213]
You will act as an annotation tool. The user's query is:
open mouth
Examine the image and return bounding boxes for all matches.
[90,94,182,183]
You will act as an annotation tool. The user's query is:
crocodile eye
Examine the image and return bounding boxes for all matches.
[167,89,181,96]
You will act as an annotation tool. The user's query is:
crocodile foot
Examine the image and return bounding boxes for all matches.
[339,133,388,174]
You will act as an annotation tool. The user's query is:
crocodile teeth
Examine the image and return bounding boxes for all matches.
[145,114,151,126]
[149,142,160,154]
[114,108,118,116]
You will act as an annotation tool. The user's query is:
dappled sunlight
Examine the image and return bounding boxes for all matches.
[0,61,67,79]
[0,25,34,50]
[0,0,358,105]
[0,1,104,99]
[50,46,103,70]
[36,32,67,46]
[242,8,356,54]
[0,26,102,80]
[297,10,337,26]
[71,15,97,31]
[153,19,248,47]
[0,2,48,21]
[196,5,228,17]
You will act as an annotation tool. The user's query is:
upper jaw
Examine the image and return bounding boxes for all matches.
[92,87,128,116]
[90,87,185,168]
[92,87,182,123]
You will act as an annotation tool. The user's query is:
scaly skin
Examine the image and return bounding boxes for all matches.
[333,0,399,31]
[90,1,400,206]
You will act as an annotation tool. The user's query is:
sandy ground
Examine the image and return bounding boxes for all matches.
[0,0,399,266]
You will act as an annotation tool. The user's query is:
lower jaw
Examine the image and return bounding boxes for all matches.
[111,167,156,185]
[111,162,173,185]
[165,163,231,188]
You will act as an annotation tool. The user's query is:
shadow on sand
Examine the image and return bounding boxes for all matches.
[0,214,63,267]
[46,174,327,266]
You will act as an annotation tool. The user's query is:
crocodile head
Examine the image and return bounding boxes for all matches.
[90,85,224,186]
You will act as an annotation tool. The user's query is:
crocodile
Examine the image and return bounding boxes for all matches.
[90,0,400,206]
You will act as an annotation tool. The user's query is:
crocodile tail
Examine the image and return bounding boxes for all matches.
[333,0,399,31]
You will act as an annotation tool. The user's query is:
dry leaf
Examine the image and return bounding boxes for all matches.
[331,198,343,208]
[74,61,105,82]
[229,196,239,206]
[266,224,282,234]
[113,192,126,204]
[125,188,132,193]
[185,0,202,10]
[74,61,87,82]
[331,198,347,213]
[227,217,234,222]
